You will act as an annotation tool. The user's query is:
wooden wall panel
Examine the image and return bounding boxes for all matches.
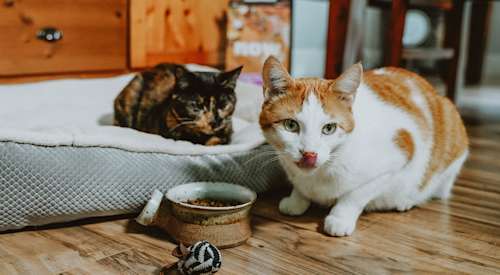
[130,0,229,68]
[0,0,127,76]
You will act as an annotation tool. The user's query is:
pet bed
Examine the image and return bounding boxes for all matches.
[0,66,285,231]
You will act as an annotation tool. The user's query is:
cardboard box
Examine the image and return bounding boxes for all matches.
[226,0,291,84]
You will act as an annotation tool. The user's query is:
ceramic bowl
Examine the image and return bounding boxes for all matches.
[137,182,257,248]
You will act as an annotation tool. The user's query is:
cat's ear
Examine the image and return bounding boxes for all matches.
[174,65,190,79]
[218,66,243,90]
[262,56,293,99]
[329,62,363,105]
[175,65,195,90]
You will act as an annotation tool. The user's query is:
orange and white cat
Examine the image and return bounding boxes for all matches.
[259,56,468,236]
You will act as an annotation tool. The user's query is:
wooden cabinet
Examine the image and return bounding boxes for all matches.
[0,0,289,81]
[130,0,229,69]
[0,0,127,76]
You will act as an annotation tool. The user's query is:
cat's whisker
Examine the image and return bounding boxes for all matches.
[214,126,226,132]
[259,156,281,169]
[260,154,281,164]
[168,121,197,132]
[325,152,340,166]
[245,150,285,165]
[243,150,280,166]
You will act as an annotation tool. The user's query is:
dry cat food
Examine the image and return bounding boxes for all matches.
[187,198,241,207]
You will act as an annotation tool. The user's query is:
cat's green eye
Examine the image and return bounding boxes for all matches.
[322,123,337,135]
[283,119,300,133]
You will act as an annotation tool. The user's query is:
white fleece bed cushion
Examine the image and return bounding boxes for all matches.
[0,66,285,231]
[0,65,265,155]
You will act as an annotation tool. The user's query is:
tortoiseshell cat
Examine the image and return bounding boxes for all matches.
[114,63,242,145]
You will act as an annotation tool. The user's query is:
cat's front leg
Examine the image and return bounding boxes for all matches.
[324,202,361,237]
[324,172,395,236]
[279,188,311,216]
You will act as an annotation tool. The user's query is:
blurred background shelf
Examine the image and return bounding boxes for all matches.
[402,48,454,60]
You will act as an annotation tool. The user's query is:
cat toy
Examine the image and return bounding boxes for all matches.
[161,240,222,275]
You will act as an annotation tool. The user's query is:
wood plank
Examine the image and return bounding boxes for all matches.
[457,178,500,195]
[0,231,117,274]
[253,210,499,273]
[249,216,458,274]
[129,0,229,69]
[460,167,500,187]
[96,250,162,274]
[253,198,500,274]
[0,70,130,84]
[129,0,148,68]
[469,137,500,151]
[0,0,127,76]
[85,219,339,274]
[467,151,500,166]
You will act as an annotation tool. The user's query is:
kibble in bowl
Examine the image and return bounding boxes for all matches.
[186,199,241,207]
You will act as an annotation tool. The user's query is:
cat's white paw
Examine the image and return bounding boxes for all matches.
[396,203,415,212]
[324,215,357,237]
[279,196,309,216]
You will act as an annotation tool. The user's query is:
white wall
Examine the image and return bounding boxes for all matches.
[290,0,329,77]
[289,0,383,77]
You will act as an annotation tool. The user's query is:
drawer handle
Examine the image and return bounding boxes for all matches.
[37,27,63,43]
[4,0,15,7]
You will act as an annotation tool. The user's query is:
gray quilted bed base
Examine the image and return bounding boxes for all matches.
[0,142,285,231]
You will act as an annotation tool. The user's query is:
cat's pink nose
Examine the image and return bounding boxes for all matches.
[298,151,317,168]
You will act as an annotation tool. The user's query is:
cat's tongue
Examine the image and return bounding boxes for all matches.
[298,153,317,169]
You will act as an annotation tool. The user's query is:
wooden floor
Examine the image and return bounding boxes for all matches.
[1,120,499,274]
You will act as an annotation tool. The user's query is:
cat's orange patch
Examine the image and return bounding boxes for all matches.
[259,81,307,129]
[394,129,415,161]
[205,137,222,146]
[317,85,355,133]
[260,78,355,132]
[364,68,429,133]
[366,67,468,189]
[260,56,356,132]
[194,111,215,134]
[420,96,468,188]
